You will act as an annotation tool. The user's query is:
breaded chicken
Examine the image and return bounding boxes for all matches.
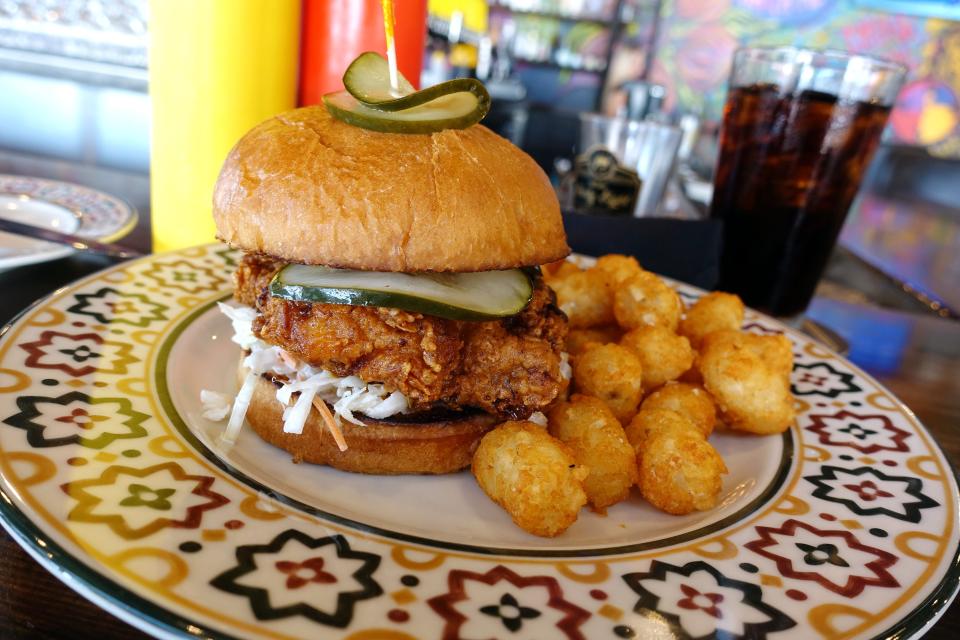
[233,253,283,307]
[455,322,562,418]
[256,296,463,403]
[233,254,567,418]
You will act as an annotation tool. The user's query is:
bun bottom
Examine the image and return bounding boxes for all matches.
[240,362,498,474]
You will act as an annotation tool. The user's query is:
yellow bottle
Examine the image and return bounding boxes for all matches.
[149,0,300,252]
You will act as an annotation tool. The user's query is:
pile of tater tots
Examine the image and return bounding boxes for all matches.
[471,255,797,537]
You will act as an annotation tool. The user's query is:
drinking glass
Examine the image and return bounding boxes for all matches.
[710,47,906,317]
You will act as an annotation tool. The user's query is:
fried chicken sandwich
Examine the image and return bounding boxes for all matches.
[210,104,570,474]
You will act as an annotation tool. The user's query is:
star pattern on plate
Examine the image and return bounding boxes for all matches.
[428,564,590,640]
[19,330,138,377]
[745,519,900,597]
[806,465,939,522]
[805,410,911,454]
[791,362,861,397]
[622,559,796,639]
[66,287,168,327]
[142,259,229,295]
[742,322,785,336]
[210,529,381,628]
[2,391,148,449]
[61,462,229,539]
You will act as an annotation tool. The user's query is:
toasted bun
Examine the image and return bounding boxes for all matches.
[213,105,569,272]
[242,363,497,474]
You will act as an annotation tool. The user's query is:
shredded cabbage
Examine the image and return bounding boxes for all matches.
[223,371,258,444]
[200,390,232,421]
[208,302,411,444]
[218,302,262,350]
[559,351,572,381]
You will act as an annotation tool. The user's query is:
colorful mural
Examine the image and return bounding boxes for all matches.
[642,0,960,157]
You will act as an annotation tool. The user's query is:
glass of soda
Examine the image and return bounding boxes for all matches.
[710,47,906,317]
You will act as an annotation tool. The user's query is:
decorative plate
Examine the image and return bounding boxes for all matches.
[0,244,957,640]
[0,174,137,270]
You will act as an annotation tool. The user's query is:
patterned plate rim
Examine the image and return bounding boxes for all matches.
[0,245,957,640]
[0,173,138,244]
[0,287,238,640]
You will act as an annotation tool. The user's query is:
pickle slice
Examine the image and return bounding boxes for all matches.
[343,52,490,114]
[342,51,416,104]
[323,89,490,134]
[270,264,532,321]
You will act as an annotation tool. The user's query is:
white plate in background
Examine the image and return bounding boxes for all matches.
[0,174,136,269]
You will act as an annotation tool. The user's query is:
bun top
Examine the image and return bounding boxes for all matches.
[213,105,569,272]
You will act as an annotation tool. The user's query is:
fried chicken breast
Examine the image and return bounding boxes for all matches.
[234,254,567,418]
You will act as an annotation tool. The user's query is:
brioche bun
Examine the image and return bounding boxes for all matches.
[242,362,498,474]
[213,105,569,272]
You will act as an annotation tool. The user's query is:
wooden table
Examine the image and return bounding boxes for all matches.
[0,153,957,638]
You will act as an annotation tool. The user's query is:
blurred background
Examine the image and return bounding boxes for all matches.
[3,0,960,171]
[0,0,957,331]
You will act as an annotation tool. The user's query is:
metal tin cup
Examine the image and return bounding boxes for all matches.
[710,47,906,317]
[574,113,681,217]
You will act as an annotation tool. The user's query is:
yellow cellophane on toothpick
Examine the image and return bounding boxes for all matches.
[149,0,300,252]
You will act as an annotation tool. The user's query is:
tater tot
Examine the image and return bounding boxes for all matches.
[543,259,582,281]
[565,325,623,357]
[679,366,704,385]
[624,408,702,452]
[640,382,717,438]
[572,343,644,423]
[637,430,728,515]
[740,333,794,382]
[472,421,588,537]
[613,271,683,331]
[620,326,695,393]
[547,395,638,511]
[551,269,615,328]
[679,292,745,348]
[698,330,795,434]
[594,254,643,287]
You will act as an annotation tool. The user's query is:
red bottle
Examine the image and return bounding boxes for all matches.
[299,0,428,105]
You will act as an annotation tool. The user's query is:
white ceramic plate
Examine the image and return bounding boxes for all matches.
[0,174,136,270]
[0,244,956,639]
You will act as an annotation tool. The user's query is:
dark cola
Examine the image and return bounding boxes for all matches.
[711,84,892,316]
